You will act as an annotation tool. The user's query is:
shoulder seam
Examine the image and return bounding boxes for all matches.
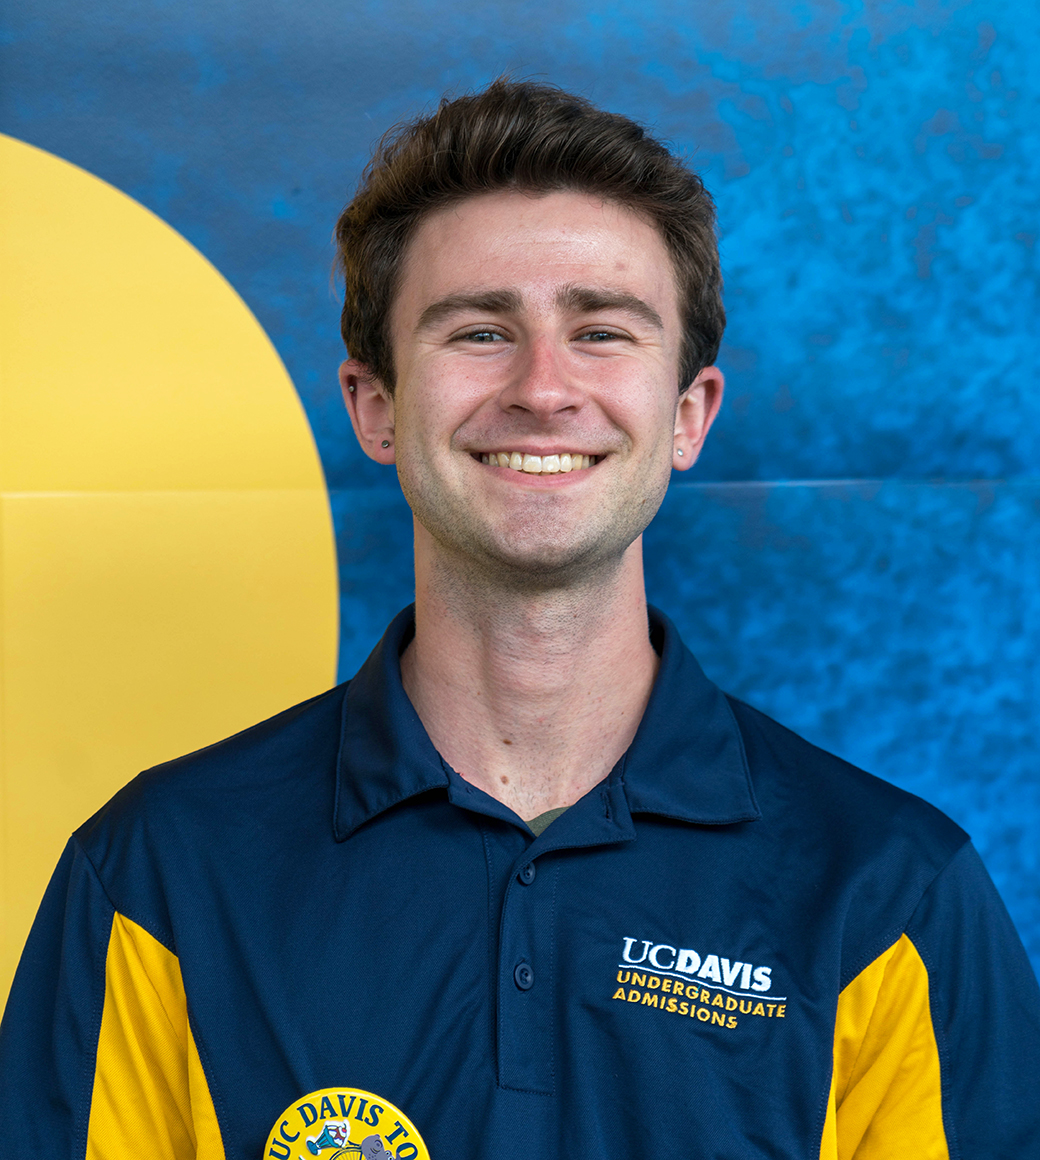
[838,832,972,992]
[838,936,906,1108]
[68,842,115,1160]
[186,1006,231,1156]
[74,835,177,957]
[905,871,969,1160]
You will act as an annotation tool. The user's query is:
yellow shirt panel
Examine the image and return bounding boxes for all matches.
[86,912,225,1160]
[821,933,948,1159]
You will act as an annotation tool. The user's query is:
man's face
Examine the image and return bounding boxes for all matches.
[348,188,720,585]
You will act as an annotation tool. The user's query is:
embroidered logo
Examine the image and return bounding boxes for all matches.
[265,1087,429,1160]
[611,936,788,1031]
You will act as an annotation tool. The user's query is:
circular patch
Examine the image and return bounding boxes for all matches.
[264,1087,429,1160]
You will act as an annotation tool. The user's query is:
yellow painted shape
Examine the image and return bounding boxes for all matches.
[88,912,225,1158]
[0,135,339,1005]
[820,933,948,1159]
[0,137,322,493]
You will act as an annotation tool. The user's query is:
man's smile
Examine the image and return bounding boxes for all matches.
[473,450,601,474]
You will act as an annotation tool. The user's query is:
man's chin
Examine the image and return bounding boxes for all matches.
[411,495,649,589]
[462,529,635,590]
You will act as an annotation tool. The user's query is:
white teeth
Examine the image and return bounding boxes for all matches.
[481,451,597,475]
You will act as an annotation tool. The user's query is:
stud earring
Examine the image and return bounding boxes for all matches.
[676,448,684,457]
[381,440,390,448]
[347,383,356,393]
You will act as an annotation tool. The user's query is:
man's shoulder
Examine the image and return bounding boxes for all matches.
[721,695,976,984]
[726,692,968,867]
[75,682,349,864]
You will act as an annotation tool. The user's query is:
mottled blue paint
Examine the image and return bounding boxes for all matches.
[331,487,416,674]
[2,0,1038,972]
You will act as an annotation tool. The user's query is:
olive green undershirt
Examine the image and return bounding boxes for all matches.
[526,806,569,837]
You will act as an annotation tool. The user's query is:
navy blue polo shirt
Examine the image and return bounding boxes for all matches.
[2,606,1039,1158]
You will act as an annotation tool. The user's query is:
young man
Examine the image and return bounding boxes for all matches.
[2,81,1038,1158]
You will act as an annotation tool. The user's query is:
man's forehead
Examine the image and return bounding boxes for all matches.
[408,188,667,255]
[395,189,678,326]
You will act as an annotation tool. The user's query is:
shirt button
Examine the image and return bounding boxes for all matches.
[518,863,536,885]
[514,962,535,991]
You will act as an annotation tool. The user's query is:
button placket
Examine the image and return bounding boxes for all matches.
[497,854,555,1093]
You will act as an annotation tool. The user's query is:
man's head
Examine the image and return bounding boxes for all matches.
[336,81,725,589]
[335,78,724,395]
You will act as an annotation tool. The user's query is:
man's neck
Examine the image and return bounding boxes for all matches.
[400,531,659,821]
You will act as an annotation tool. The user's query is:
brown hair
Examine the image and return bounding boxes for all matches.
[335,79,724,392]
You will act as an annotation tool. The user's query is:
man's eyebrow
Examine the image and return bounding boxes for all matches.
[416,289,524,331]
[556,285,664,331]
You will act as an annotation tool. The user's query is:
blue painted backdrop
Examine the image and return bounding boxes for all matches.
[3,0,1037,971]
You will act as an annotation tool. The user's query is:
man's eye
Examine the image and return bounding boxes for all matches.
[459,329,505,343]
[579,329,624,342]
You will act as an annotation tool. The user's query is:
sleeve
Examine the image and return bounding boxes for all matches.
[0,837,226,1159]
[819,841,1040,1160]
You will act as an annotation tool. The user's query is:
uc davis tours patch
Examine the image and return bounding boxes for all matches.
[265,1087,430,1160]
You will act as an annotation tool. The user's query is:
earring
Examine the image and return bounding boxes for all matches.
[676,448,684,457]
[347,383,356,393]
[381,440,390,448]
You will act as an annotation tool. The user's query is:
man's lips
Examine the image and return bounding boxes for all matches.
[472,450,601,475]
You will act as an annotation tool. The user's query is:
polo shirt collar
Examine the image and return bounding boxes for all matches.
[334,607,447,841]
[334,605,759,841]
[620,606,759,825]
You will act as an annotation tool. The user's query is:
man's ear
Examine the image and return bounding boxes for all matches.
[339,359,396,465]
[672,365,724,471]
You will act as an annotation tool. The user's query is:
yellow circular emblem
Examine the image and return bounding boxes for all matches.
[264,1087,430,1160]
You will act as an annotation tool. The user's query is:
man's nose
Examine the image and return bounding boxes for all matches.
[498,336,584,419]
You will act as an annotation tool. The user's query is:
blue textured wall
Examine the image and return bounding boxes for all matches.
[3,0,1037,971]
